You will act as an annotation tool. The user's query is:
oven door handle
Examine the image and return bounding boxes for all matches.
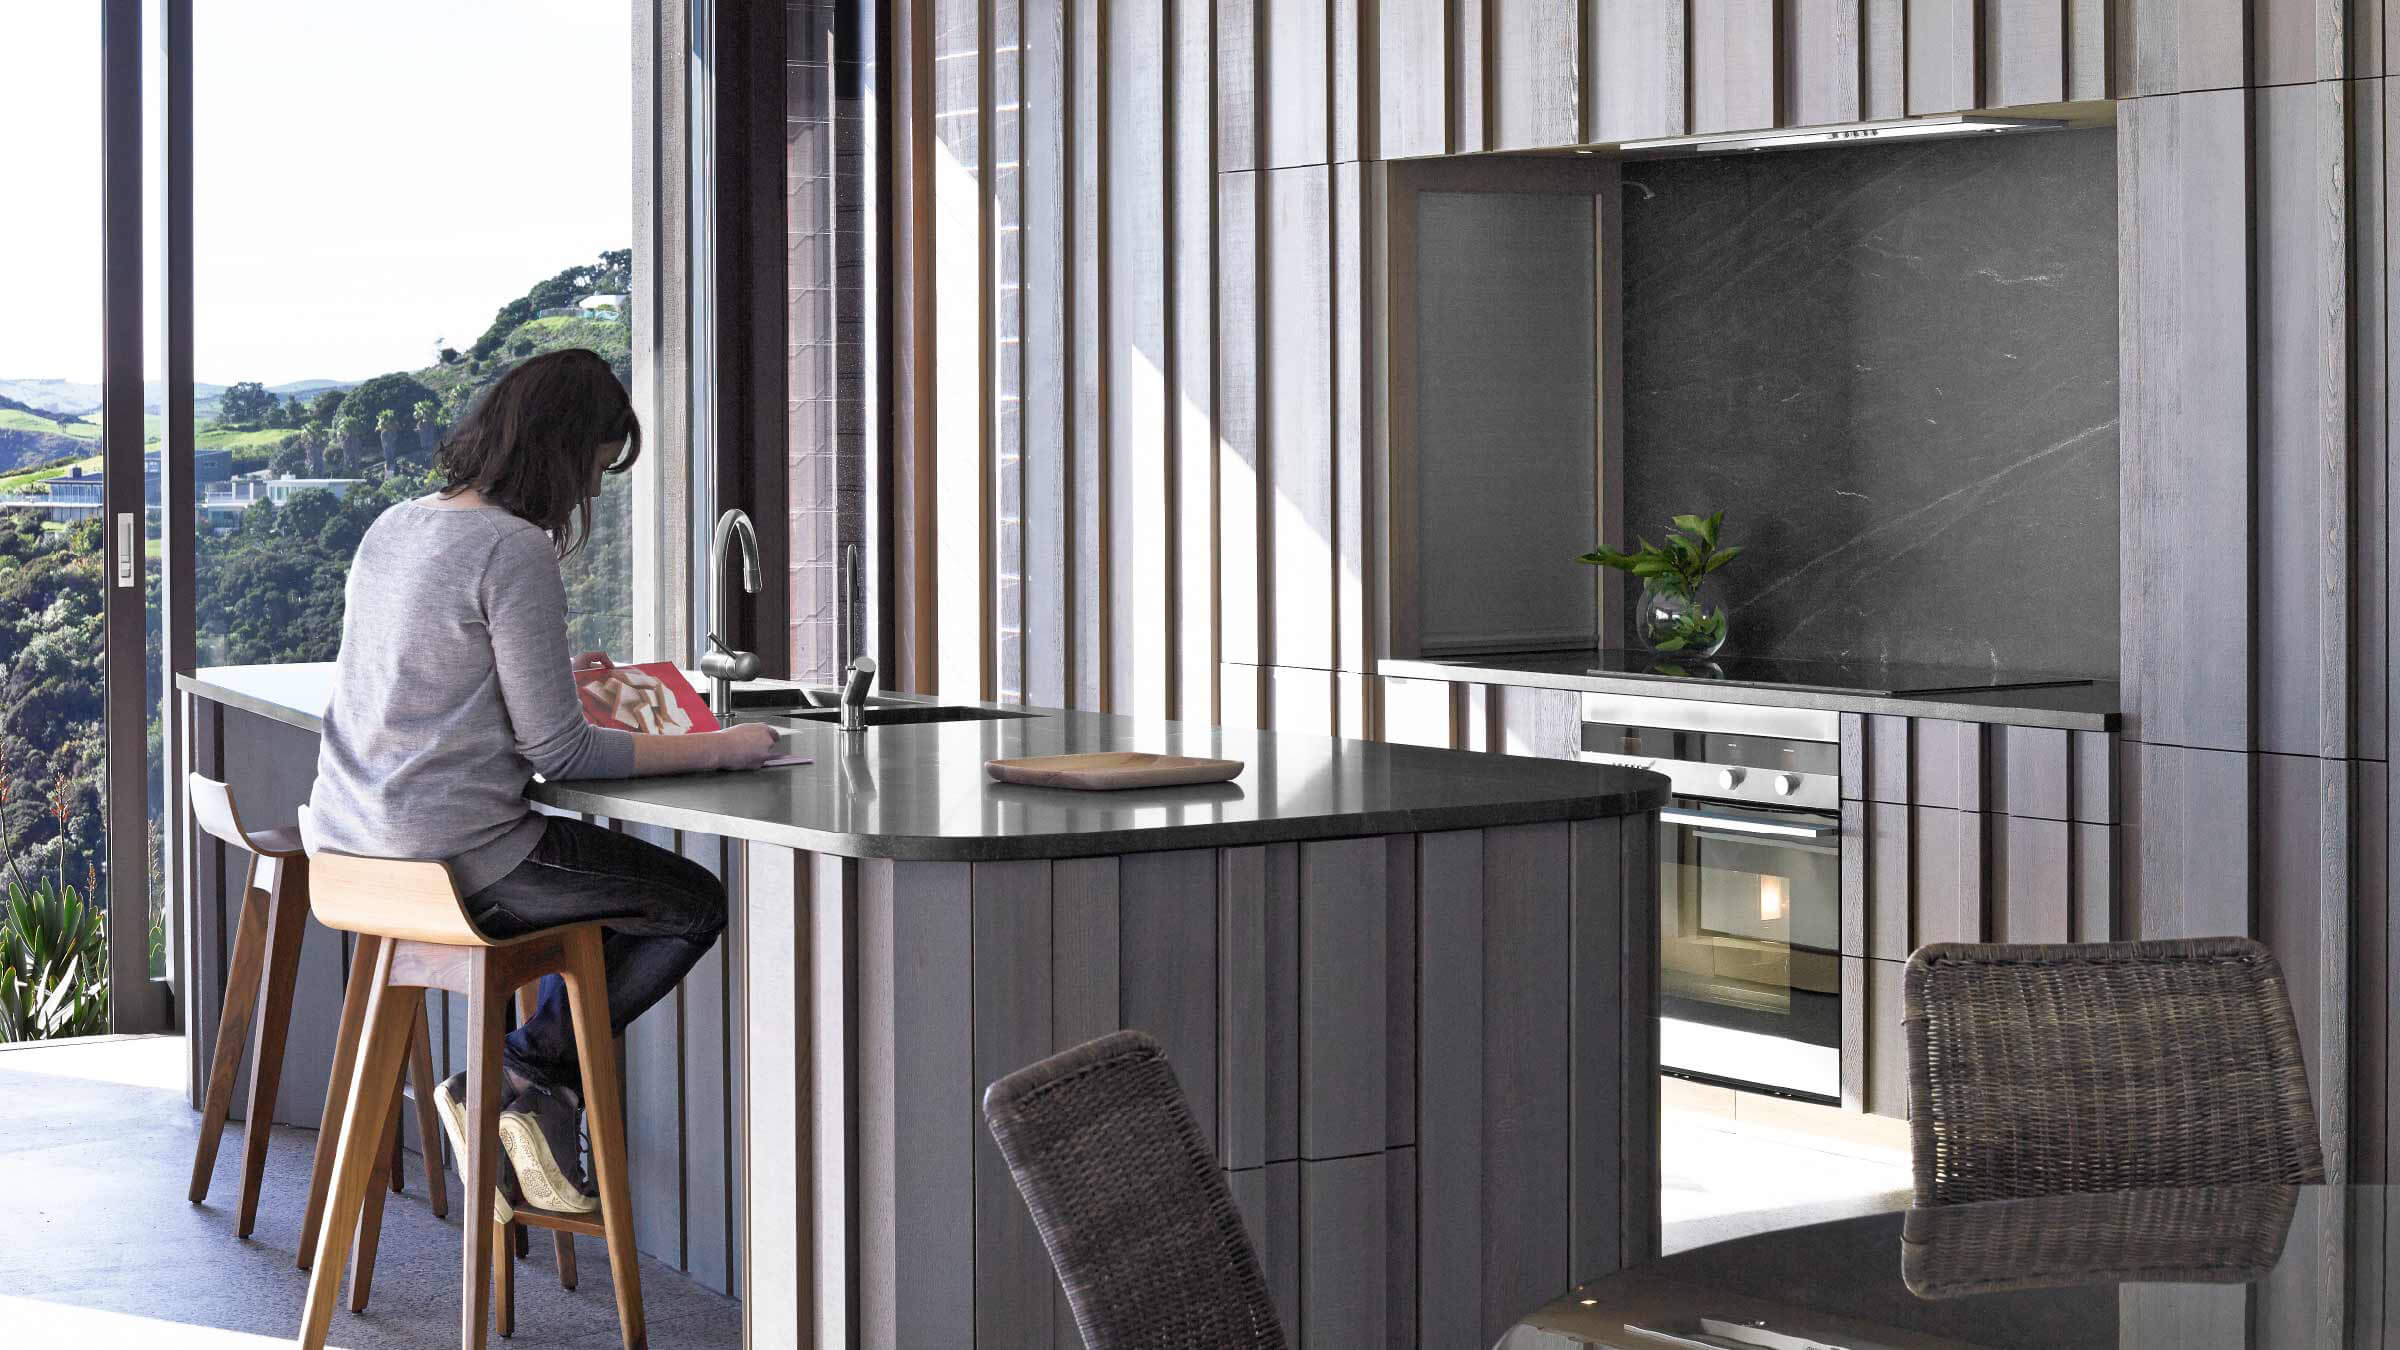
[1659,807,1836,839]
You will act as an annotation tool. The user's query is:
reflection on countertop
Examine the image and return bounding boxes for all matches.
[180,662,1671,862]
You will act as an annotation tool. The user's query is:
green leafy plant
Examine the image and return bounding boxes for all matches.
[1578,511,1743,654]
[0,877,110,1042]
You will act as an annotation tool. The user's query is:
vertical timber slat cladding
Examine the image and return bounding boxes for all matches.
[1589,0,1688,143]
[1489,0,1582,151]
[1689,0,1779,134]
[1105,0,1173,720]
[2121,88,2253,752]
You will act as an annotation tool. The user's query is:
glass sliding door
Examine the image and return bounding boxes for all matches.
[0,5,137,1039]
[187,4,639,677]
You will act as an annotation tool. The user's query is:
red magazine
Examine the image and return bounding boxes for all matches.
[572,657,721,735]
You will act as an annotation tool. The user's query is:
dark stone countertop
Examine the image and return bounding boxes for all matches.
[1380,652,2120,732]
[180,663,1669,862]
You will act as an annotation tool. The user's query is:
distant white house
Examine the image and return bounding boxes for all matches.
[578,293,629,317]
[199,472,364,526]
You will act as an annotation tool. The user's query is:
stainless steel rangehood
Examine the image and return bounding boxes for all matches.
[1617,113,2064,159]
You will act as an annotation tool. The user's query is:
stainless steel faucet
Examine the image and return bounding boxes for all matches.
[701,509,762,720]
[835,541,876,731]
[839,655,877,732]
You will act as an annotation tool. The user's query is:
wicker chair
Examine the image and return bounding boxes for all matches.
[1904,938,2325,1208]
[982,1030,1286,1350]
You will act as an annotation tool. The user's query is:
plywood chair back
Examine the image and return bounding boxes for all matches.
[189,772,303,858]
[308,851,492,947]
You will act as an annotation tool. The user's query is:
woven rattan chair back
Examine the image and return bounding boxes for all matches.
[1905,938,2326,1207]
[982,1030,1286,1349]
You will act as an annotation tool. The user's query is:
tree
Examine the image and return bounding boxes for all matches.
[412,401,442,459]
[216,381,275,428]
[374,409,399,475]
[438,347,463,366]
[470,249,633,360]
[510,338,534,358]
[310,388,347,423]
[269,434,309,478]
[328,412,363,469]
[339,373,438,462]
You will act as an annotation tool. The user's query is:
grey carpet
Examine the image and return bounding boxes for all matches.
[0,1035,740,1348]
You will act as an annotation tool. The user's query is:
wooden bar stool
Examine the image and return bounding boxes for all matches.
[184,775,446,1239]
[298,849,644,1350]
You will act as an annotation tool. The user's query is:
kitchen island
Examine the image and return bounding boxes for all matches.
[177,663,1669,1349]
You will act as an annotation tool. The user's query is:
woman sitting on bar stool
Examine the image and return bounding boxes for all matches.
[304,348,777,1215]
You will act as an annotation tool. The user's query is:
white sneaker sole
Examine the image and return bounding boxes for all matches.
[497,1109,599,1214]
[431,1079,513,1224]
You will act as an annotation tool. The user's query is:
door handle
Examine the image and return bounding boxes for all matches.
[1659,808,1834,839]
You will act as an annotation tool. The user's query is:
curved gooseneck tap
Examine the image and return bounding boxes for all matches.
[703,509,763,719]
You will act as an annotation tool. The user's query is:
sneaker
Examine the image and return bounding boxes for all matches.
[430,1071,513,1224]
[498,1080,598,1214]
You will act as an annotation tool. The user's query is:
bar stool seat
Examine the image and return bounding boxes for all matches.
[298,848,645,1350]
[184,775,447,1240]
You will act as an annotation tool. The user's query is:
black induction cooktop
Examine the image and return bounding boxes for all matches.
[1585,648,2094,698]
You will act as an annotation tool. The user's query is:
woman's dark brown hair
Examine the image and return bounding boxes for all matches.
[434,348,641,556]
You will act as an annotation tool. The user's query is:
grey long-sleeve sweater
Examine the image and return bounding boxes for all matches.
[305,500,635,895]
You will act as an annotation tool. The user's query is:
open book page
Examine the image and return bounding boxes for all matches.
[573,658,722,734]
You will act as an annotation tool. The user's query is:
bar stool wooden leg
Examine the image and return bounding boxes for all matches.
[408,996,450,1218]
[187,855,269,1204]
[562,929,645,1350]
[235,852,310,1239]
[512,981,577,1291]
[462,957,510,1350]
[297,949,416,1350]
[494,1213,516,1339]
[298,933,381,1271]
[348,1081,406,1311]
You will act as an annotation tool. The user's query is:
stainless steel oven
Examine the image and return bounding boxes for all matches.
[1579,694,1843,1104]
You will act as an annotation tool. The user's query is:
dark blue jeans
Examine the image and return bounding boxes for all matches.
[462,815,728,1095]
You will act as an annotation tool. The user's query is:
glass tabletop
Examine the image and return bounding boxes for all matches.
[1502,1184,2389,1349]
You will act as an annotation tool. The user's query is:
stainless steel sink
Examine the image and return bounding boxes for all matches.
[783,704,1039,727]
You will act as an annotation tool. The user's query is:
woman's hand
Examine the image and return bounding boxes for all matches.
[710,723,781,772]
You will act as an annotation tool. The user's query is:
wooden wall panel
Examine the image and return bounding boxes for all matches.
[1982,0,2066,108]
[1863,0,1907,116]
[1490,0,1585,150]
[1334,161,1372,676]
[1071,0,1107,709]
[1379,0,1449,158]
[1022,0,1069,709]
[1906,0,1981,113]
[1589,0,1689,143]
[969,862,1057,1348]
[931,0,987,702]
[2255,79,2354,761]
[1105,1,1173,719]
[1690,0,1779,133]
[2121,89,2254,752]
[2358,75,2389,764]
[1217,0,1257,172]
[1263,167,1338,670]
[2128,0,2248,96]
[1783,0,1863,126]
[1218,172,1264,672]
[1173,0,1218,724]
[2257,755,2353,1179]
[1262,0,1331,168]
[2121,741,2255,940]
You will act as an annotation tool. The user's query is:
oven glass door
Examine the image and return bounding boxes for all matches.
[1658,798,1842,1103]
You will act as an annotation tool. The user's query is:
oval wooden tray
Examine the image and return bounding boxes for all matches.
[985,751,1244,790]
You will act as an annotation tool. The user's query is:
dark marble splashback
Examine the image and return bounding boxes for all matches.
[1621,127,2118,678]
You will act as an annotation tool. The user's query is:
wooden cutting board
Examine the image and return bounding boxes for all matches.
[984,751,1244,790]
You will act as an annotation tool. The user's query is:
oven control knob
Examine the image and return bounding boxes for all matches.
[1774,773,1801,797]
[1718,768,1745,790]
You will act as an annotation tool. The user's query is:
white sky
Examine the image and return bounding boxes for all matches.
[1,1,633,388]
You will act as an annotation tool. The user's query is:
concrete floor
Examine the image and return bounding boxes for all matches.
[0,1035,741,1348]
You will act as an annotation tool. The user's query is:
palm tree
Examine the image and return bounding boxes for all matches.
[374,409,399,475]
[328,412,362,470]
[412,400,442,460]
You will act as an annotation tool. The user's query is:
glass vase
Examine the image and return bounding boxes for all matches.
[1639,578,1728,658]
